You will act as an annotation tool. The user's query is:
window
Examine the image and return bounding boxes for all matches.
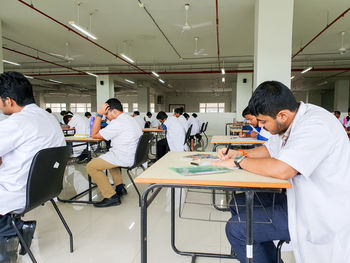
[122,103,129,113]
[133,103,138,111]
[45,103,66,113]
[199,103,225,113]
[150,103,155,113]
[70,103,91,113]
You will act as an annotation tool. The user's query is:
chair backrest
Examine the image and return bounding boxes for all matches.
[204,122,208,132]
[200,122,205,133]
[24,146,70,213]
[184,125,192,145]
[131,133,154,168]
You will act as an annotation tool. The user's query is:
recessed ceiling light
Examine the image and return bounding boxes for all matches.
[221,68,225,75]
[222,77,225,83]
[290,76,295,80]
[152,71,159,77]
[125,79,135,84]
[2,59,21,66]
[121,54,135,63]
[24,75,34,79]
[86,72,98,77]
[69,21,97,40]
[49,79,64,84]
[159,79,165,84]
[301,66,313,74]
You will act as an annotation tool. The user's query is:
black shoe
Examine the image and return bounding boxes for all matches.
[115,184,127,196]
[93,196,121,208]
[0,236,19,263]
[19,220,36,255]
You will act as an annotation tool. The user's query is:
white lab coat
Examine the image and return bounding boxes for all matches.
[146,116,159,127]
[164,116,186,152]
[0,104,65,215]
[99,113,142,167]
[68,114,91,157]
[265,102,350,263]
[178,115,188,132]
[134,115,145,129]
[187,116,200,136]
[0,113,7,121]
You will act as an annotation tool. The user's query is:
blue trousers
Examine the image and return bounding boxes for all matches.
[225,192,290,263]
[0,215,23,238]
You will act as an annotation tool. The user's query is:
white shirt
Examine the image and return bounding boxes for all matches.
[0,104,65,215]
[99,113,142,167]
[195,116,204,131]
[187,116,200,136]
[178,115,188,132]
[68,114,90,135]
[146,116,159,127]
[164,116,186,152]
[265,102,350,263]
[134,115,145,130]
[0,113,7,121]
[344,117,350,128]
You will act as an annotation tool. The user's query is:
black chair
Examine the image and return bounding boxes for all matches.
[276,240,289,263]
[184,125,193,149]
[10,146,73,263]
[203,122,209,142]
[121,133,154,206]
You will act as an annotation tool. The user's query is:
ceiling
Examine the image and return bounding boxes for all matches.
[0,0,350,95]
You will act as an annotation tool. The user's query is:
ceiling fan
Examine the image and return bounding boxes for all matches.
[338,31,350,55]
[50,42,78,62]
[176,3,212,33]
[193,37,208,56]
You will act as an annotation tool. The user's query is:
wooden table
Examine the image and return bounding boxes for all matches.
[135,152,291,263]
[210,136,266,151]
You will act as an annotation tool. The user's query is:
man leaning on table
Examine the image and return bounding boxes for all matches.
[87,98,142,208]
[213,81,350,263]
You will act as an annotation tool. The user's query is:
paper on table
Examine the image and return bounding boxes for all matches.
[169,165,232,176]
[182,153,219,161]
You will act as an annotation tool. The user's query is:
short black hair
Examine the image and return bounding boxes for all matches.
[174,108,183,115]
[0,72,35,106]
[248,81,298,118]
[134,111,140,115]
[146,112,152,117]
[60,110,67,116]
[63,115,73,125]
[85,112,91,117]
[242,106,251,118]
[106,98,123,112]
[348,108,350,112]
[67,111,73,115]
[192,113,197,118]
[46,108,52,113]
[183,113,189,119]
[156,111,168,120]
[334,111,341,115]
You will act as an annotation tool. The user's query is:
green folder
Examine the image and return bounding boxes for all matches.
[169,165,231,176]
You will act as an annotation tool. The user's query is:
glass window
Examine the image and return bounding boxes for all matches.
[45,103,66,113]
[122,103,129,113]
[199,103,225,113]
[69,103,91,113]
[150,103,155,113]
[133,103,138,111]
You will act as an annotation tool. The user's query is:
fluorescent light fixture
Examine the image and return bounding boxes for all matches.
[86,72,98,77]
[120,54,135,63]
[221,68,225,75]
[290,76,295,80]
[301,66,313,74]
[125,79,135,84]
[69,21,97,40]
[222,77,225,83]
[152,71,159,77]
[159,79,165,84]
[24,75,34,79]
[2,59,21,66]
[318,81,328,86]
[49,79,63,84]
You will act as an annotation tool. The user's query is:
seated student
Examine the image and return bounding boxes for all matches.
[85,112,92,119]
[239,106,271,141]
[192,113,203,131]
[156,111,186,160]
[145,112,159,128]
[344,108,350,129]
[132,110,145,129]
[46,107,60,123]
[183,113,200,150]
[0,72,65,261]
[86,99,142,208]
[213,81,350,263]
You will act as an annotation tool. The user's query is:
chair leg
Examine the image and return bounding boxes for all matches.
[127,169,142,207]
[10,217,37,263]
[276,240,285,263]
[50,199,74,253]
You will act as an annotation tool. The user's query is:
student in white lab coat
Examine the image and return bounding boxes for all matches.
[0,72,65,260]
[183,113,200,150]
[132,111,145,129]
[192,113,203,131]
[45,107,61,123]
[145,112,159,127]
[156,111,186,159]
[174,107,188,132]
[86,99,142,208]
[213,81,350,263]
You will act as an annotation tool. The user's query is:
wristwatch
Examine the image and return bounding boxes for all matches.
[96,113,103,118]
[234,155,246,169]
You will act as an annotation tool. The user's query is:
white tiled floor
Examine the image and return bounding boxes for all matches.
[18,139,295,263]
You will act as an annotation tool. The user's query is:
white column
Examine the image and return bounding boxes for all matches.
[96,75,114,108]
[254,0,294,89]
[0,19,3,74]
[91,94,97,112]
[231,82,236,112]
[39,93,45,108]
[138,83,150,112]
[334,79,349,112]
[236,73,253,121]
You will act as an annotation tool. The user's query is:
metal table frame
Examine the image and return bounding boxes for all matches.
[140,183,283,263]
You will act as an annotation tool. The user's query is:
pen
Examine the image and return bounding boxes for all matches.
[190,162,199,166]
[225,144,231,156]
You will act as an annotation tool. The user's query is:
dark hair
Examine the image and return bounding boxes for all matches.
[146,112,152,117]
[183,113,189,119]
[106,98,123,112]
[334,111,341,115]
[63,115,73,125]
[156,111,168,120]
[60,110,67,116]
[67,111,73,115]
[134,111,140,115]
[174,108,183,115]
[348,108,350,112]
[46,108,52,113]
[85,112,91,117]
[0,72,35,106]
[192,113,197,118]
[242,106,251,117]
[248,81,298,118]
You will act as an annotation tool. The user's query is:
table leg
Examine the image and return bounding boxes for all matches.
[246,191,254,263]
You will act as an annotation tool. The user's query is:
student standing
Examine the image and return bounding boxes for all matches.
[174,108,188,132]
[213,81,350,263]
[86,99,142,208]
[0,72,65,261]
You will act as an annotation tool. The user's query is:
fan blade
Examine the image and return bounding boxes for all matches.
[191,21,212,29]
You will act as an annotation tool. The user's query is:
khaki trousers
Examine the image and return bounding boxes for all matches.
[86,158,122,198]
